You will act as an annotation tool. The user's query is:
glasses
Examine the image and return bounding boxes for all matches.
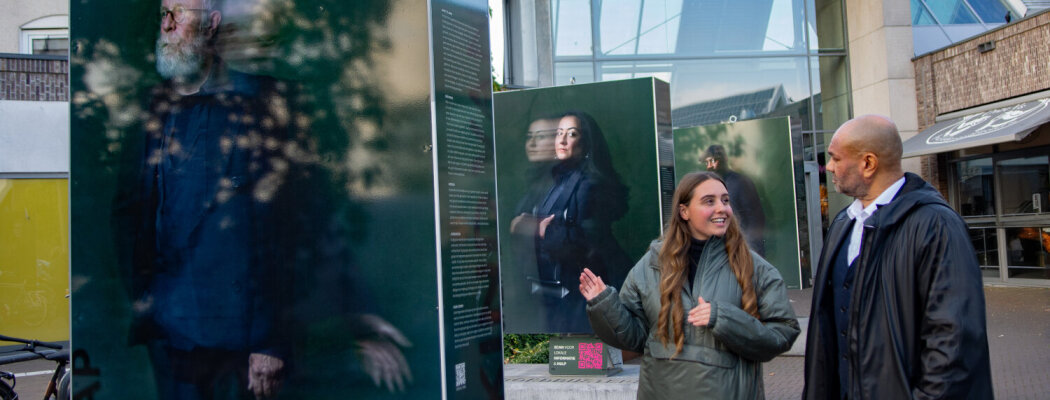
[160,5,209,25]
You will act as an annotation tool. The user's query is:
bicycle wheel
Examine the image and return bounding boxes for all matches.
[56,369,70,400]
[0,378,16,400]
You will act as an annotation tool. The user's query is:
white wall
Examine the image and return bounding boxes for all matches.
[845,0,921,173]
[0,101,69,173]
[0,0,68,54]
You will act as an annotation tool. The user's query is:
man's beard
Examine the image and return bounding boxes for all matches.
[833,176,867,199]
[155,33,207,79]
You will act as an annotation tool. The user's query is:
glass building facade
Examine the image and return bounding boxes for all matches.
[501,0,851,284]
[910,0,1013,55]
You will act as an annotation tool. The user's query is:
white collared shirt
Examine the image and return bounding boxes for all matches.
[845,176,906,265]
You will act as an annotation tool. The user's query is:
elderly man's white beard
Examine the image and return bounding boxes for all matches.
[155,33,207,79]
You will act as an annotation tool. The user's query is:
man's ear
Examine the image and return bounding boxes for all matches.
[861,152,879,179]
[205,10,222,38]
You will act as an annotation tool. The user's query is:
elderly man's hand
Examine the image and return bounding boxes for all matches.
[356,314,414,392]
[247,353,284,399]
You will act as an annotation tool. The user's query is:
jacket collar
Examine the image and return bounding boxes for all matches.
[647,236,727,270]
[818,173,945,275]
[863,172,948,228]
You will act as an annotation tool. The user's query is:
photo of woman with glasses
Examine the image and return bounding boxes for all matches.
[510,111,632,333]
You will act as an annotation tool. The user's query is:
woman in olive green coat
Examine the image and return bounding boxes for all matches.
[580,171,799,399]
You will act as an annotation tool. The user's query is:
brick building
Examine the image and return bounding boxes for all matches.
[908,9,1050,284]
[0,54,68,102]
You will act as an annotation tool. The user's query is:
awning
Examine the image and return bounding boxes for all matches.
[902,97,1050,158]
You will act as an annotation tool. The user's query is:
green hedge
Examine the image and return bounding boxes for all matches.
[503,334,551,364]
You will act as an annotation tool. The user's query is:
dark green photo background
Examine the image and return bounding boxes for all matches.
[68,0,486,398]
[494,78,666,334]
[672,117,803,289]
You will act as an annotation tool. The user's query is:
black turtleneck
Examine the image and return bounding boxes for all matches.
[687,237,707,290]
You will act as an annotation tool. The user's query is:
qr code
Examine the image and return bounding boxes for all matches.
[455,362,466,389]
[578,342,603,369]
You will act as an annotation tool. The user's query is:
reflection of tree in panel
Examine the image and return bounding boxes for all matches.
[675,124,747,170]
[72,0,429,396]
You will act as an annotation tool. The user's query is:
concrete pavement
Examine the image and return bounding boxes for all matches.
[2,286,1046,399]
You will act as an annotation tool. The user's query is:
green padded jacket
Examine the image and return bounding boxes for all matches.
[587,237,800,399]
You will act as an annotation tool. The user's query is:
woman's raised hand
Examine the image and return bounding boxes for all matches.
[579,268,607,301]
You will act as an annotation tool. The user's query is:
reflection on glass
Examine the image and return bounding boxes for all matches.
[955,158,995,216]
[676,1,778,55]
[1005,227,1050,280]
[811,0,845,51]
[637,0,683,54]
[999,156,1049,215]
[668,57,810,127]
[968,0,1009,23]
[969,228,999,278]
[599,1,643,55]
[911,0,938,25]
[922,0,979,24]
[762,0,805,51]
[559,0,840,57]
[554,61,594,85]
[599,0,685,55]
[910,0,1006,55]
[598,61,672,83]
[816,56,850,131]
[553,0,593,56]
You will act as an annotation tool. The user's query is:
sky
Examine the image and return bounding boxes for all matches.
[489,0,505,85]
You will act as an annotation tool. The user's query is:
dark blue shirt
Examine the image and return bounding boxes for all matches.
[831,219,857,399]
[157,100,210,258]
[146,72,281,353]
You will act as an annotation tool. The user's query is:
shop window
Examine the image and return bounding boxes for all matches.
[999,156,1049,215]
[969,228,998,277]
[1005,227,1050,280]
[955,157,995,216]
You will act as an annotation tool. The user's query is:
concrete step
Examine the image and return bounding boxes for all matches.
[504,363,639,400]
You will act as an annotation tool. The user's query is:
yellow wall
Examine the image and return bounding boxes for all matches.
[0,178,69,342]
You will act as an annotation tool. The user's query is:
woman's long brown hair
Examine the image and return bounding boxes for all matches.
[656,171,760,356]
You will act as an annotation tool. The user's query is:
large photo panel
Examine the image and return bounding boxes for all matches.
[672,117,802,289]
[494,78,670,334]
[70,0,500,398]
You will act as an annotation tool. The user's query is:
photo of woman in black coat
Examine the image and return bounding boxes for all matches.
[510,111,632,333]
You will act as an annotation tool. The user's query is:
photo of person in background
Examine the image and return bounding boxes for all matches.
[508,116,559,274]
[704,144,766,255]
[118,0,296,397]
[112,0,412,397]
[510,111,632,333]
[580,171,799,398]
[514,116,560,217]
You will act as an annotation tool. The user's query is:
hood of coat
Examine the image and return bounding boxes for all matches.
[866,172,950,228]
